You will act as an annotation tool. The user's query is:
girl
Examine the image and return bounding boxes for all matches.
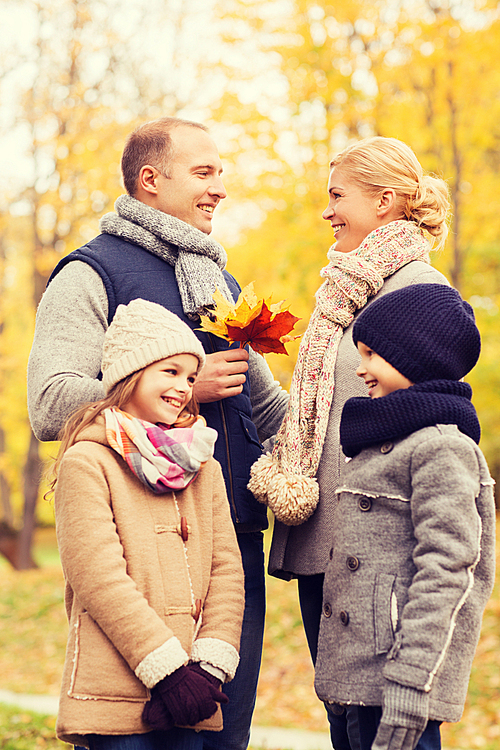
[53,298,244,750]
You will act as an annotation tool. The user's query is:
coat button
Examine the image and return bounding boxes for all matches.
[323,602,332,618]
[346,556,359,571]
[192,599,202,620]
[180,517,189,542]
[380,442,393,454]
[359,497,372,511]
[329,547,334,560]
[340,610,350,626]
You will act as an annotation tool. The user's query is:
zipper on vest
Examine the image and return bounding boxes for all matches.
[208,334,240,524]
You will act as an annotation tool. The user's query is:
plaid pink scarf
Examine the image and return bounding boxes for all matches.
[104,408,217,493]
[248,220,431,525]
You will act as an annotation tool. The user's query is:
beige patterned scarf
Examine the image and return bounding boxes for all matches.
[248,220,431,525]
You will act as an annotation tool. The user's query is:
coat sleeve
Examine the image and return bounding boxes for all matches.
[190,462,245,681]
[27,262,108,441]
[383,433,483,692]
[55,448,188,688]
[248,348,289,444]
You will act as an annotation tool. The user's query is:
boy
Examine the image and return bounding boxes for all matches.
[314,284,496,750]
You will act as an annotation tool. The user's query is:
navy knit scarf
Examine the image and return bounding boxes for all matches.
[340,380,480,458]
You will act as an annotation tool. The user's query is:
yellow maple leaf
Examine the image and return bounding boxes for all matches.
[198,288,234,338]
[212,287,235,320]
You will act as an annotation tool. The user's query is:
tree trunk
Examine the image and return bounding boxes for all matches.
[0,425,13,526]
[0,522,21,568]
[447,61,463,293]
[17,429,41,569]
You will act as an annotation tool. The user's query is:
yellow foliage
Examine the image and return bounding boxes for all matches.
[2,0,500,534]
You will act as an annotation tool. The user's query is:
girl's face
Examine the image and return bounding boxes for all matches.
[123,354,198,425]
[356,341,413,398]
[322,167,384,254]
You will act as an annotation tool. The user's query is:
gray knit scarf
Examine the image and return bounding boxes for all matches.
[99,194,233,320]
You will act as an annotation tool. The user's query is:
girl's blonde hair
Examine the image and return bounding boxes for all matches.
[330,137,451,250]
[47,370,199,498]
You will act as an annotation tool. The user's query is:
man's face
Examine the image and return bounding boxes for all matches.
[153,126,226,234]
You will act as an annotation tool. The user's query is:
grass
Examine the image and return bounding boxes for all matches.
[1,522,500,749]
[0,704,70,750]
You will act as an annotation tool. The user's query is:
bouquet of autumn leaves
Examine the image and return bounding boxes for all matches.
[198,283,301,355]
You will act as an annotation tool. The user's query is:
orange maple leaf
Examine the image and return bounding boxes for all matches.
[198,283,301,355]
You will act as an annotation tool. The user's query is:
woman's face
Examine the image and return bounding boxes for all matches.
[322,167,384,254]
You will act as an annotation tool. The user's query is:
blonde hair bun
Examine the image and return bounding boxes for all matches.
[407,174,450,244]
[330,136,451,250]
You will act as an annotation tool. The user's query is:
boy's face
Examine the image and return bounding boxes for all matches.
[356,341,413,398]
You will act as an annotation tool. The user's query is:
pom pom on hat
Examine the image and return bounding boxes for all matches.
[102,299,206,393]
[352,284,480,383]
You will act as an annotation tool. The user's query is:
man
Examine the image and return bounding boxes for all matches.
[28,117,288,750]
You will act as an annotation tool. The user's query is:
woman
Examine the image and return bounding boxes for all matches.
[249,136,450,750]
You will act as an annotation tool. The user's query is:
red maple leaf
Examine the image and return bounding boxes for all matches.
[225,301,301,355]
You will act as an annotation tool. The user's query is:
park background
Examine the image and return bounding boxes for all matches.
[0,0,499,747]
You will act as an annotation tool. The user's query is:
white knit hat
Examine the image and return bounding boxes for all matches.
[102,299,206,393]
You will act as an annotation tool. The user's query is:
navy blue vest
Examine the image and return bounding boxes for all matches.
[50,233,267,531]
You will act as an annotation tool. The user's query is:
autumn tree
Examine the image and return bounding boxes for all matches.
[0,0,290,566]
[221,0,500,497]
[368,0,500,291]
[0,0,209,566]
[0,0,132,567]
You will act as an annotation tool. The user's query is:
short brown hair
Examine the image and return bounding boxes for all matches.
[121,117,208,196]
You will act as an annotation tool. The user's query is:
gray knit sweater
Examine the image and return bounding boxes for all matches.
[269,261,449,579]
[27,261,288,443]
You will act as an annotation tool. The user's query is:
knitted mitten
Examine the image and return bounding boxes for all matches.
[372,681,429,750]
[187,661,225,690]
[142,685,175,731]
[154,665,228,726]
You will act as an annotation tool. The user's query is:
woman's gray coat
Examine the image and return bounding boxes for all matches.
[268,261,449,579]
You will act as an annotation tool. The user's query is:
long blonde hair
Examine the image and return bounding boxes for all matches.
[47,370,199,498]
[330,136,451,250]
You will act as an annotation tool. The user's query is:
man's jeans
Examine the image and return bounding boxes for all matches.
[202,531,266,750]
[86,727,203,749]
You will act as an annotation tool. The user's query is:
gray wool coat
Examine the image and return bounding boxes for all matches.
[314,424,496,723]
[268,260,449,579]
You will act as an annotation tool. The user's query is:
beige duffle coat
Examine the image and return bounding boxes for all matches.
[54,417,244,748]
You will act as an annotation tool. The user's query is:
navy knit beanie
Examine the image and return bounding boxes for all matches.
[352,284,481,383]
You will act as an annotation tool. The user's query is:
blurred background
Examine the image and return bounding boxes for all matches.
[0,0,499,747]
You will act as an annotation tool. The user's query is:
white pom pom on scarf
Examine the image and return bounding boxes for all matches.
[248,454,319,526]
